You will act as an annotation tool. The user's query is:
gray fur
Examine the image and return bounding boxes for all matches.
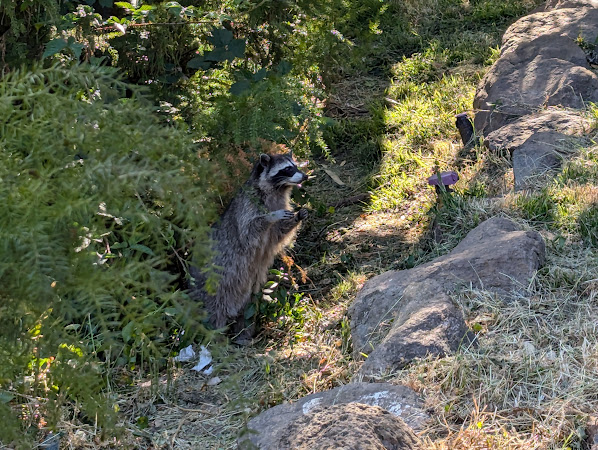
[190,151,308,329]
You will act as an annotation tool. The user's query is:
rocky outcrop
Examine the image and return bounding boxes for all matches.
[238,382,429,449]
[355,280,473,376]
[474,4,598,135]
[349,217,545,375]
[473,1,598,188]
[534,0,598,14]
[484,109,591,189]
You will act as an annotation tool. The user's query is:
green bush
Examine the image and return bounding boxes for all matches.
[0,0,60,72]
[0,64,216,445]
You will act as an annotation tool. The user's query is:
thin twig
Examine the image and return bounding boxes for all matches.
[96,20,216,33]
[176,405,218,415]
[170,413,188,450]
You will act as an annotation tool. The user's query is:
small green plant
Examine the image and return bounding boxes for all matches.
[559,146,598,185]
[515,190,556,224]
[244,268,308,333]
[462,182,487,199]
[579,204,598,247]
[575,34,598,51]
[340,316,352,354]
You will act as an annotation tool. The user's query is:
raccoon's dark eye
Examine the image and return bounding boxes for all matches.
[278,166,297,177]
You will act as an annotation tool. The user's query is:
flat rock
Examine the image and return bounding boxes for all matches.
[238,382,429,449]
[275,403,422,450]
[349,217,545,366]
[485,109,591,189]
[358,280,473,376]
[474,7,598,135]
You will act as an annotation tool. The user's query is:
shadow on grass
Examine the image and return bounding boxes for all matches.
[291,0,546,300]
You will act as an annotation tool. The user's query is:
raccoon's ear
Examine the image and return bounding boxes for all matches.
[259,154,271,167]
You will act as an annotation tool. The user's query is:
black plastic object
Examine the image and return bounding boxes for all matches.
[455,112,474,147]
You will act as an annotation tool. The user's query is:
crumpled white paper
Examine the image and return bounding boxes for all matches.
[173,344,214,375]
[173,344,196,362]
[191,345,212,373]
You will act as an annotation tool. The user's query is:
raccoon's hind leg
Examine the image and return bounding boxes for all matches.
[230,311,256,346]
[205,298,228,330]
[206,282,253,331]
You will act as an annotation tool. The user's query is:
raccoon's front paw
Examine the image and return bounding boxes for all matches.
[296,208,308,221]
[267,209,294,222]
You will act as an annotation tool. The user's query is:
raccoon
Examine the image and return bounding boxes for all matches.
[190,151,308,332]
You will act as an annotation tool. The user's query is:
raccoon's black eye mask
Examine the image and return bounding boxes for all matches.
[277,166,297,177]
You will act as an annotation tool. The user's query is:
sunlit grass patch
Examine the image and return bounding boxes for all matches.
[369,74,474,211]
[386,74,474,146]
[327,272,368,304]
[579,202,598,247]
[370,139,427,210]
[559,142,598,185]
[508,144,598,238]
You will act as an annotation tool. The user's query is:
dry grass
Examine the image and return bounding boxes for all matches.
[325,76,387,119]
[395,253,598,448]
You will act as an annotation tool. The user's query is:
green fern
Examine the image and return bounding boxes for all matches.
[0,64,216,445]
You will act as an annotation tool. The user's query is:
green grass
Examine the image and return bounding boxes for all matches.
[579,203,598,247]
[327,0,542,212]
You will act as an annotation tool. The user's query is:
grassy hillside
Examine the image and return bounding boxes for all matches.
[56,0,598,448]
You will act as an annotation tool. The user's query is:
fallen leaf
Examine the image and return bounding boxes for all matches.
[321,165,345,186]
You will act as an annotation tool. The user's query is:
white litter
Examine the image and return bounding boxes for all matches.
[206,376,221,386]
[173,344,195,362]
[191,345,212,372]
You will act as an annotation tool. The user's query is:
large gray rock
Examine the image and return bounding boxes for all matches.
[501,7,598,56]
[273,403,422,450]
[238,382,429,449]
[349,217,545,369]
[474,7,598,135]
[358,280,472,375]
[484,109,591,189]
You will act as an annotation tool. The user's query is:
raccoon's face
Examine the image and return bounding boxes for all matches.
[255,152,308,191]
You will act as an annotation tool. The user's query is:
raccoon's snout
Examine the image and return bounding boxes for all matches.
[296,173,308,188]
[287,170,308,186]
